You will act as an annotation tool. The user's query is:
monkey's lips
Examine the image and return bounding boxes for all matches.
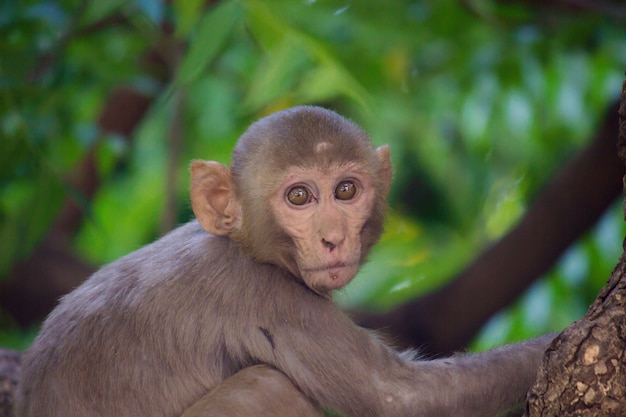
[306,262,357,274]
[303,262,359,291]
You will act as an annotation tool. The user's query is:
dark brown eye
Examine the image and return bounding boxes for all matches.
[287,186,310,206]
[335,181,356,200]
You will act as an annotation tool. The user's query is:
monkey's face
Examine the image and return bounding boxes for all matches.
[269,163,378,293]
[191,107,392,296]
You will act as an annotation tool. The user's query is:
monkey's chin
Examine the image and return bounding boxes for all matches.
[304,264,359,293]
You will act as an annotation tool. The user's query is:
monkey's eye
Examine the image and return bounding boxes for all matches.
[335,181,357,201]
[287,186,310,206]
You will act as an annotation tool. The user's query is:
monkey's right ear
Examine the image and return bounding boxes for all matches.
[376,145,392,197]
[190,161,242,236]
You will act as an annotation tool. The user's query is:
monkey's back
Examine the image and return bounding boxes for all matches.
[15,221,275,417]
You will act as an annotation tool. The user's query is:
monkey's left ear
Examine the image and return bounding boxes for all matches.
[376,145,392,196]
[190,160,242,236]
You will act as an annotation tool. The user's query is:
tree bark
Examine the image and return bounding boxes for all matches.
[0,349,21,417]
[524,75,626,417]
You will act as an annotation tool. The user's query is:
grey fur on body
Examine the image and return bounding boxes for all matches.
[17,221,549,417]
[179,365,323,417]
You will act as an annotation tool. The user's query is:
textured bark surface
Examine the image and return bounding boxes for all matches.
[525,75,626,417]
[0,349,21,417]
[525,259,626,416]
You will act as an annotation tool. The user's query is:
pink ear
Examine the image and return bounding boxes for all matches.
[190,161,241,236]
[376,145,392,196]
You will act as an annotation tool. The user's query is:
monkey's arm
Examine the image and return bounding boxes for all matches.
[250,298,552,417]
[403,335,553,417]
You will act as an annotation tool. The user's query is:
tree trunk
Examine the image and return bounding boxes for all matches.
[524,76,626,417]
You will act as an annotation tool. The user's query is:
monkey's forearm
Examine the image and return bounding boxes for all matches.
[404,334,553,417]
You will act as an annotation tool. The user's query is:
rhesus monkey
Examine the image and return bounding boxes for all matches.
[17,106,552,417]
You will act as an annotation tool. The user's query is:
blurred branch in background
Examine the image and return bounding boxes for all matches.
[355,101,623,355]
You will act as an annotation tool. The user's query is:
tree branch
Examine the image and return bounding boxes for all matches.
[357,101,623,355]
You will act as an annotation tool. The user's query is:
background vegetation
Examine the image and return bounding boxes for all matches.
[1,0,625,351]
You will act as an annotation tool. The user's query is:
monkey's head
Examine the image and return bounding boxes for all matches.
[191,106,391,295]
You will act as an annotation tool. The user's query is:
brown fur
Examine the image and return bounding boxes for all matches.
[179,365,322,417]
[16,106,552,417]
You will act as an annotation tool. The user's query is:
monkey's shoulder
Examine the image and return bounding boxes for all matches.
[61,221,313,312]
[72,221,232,285]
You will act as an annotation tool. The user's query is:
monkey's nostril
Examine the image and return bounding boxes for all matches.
[322,239,336,250]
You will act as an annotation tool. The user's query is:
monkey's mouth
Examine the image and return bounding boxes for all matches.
[302,262,360,293]
[305,262,358,274]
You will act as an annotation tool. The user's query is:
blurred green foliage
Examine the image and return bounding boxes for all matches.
[1,0,625,349]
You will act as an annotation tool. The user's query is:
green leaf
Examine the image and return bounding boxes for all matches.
[172,0,205,38]
[242,39,310,110]
[176,0,243,86]
[82,0,127,24]
[243,0,372,112]
[0,174,65,276]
